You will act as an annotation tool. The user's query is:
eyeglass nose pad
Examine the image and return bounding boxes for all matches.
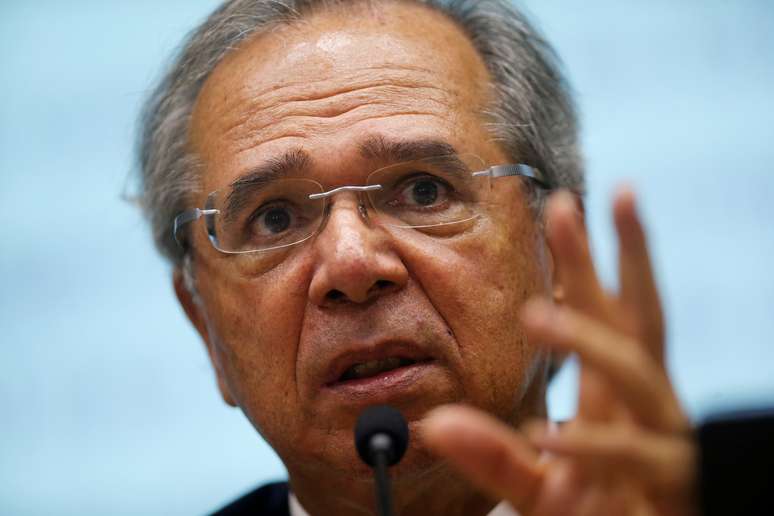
[357,200,368,219]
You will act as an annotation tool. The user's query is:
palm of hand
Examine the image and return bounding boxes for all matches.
[425,189,698,516]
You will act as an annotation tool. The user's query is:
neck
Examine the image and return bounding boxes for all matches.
[288,460,497,516]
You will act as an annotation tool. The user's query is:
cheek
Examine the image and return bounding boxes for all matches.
[197,258,310,437]
[396,208,550,414]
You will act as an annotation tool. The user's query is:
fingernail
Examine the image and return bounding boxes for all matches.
[423,405,469,437]
[422,406,481,450]
[421,408,452,446]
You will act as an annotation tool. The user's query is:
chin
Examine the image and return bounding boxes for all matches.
[283,414,444,483]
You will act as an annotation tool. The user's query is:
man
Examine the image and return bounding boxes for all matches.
[137,0,696,514]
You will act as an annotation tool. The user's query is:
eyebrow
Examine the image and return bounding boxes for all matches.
[222,136,464,222]
[358,135,471,178]
[358,135,458,163]
[224,148,310,223]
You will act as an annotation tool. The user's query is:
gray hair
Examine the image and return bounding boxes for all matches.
[136,0,584,267]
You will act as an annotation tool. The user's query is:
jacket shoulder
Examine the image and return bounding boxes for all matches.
[210,481,290,516]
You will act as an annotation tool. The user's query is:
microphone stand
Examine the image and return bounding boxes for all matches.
[369,433,395,516]
[355,405,408,516]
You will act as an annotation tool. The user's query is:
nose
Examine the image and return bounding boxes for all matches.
[308,196,408,306]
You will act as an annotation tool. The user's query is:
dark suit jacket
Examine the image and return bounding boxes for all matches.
[211,481,290,516]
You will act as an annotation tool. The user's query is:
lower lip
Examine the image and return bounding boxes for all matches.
[323,361,439,401]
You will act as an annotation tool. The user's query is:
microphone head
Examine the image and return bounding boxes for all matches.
[354,405,409,467]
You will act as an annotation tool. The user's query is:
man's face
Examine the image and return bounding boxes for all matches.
[184,3,553,481]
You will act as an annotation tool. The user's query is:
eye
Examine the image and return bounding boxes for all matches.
[397,175,450,208]
[253,204,293,235]
[410,178,439,206]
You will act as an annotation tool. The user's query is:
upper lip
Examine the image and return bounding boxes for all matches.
[322,340,436,387]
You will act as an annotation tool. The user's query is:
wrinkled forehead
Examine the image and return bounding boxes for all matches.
[189,1,494,194]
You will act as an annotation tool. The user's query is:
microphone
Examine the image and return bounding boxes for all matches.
[355,405,409,516]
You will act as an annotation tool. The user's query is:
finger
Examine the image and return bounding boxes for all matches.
[577,366,622,423]
[521,301,685,432]
[530,461,588,516]
[614,186,665,365]
[545,191,607,317]
[421,405,542,511]
[526,420,697,495]
[533,467,650,516]
[545,191,618,422]
[574,487,611,516]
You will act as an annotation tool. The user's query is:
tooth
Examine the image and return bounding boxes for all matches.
[351,357,402,378]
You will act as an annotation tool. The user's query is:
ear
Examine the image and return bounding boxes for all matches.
[173,268,237,407]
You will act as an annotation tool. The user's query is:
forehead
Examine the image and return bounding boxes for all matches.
[189,2,495,192]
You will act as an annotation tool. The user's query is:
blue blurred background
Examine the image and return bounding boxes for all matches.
[1,1,772,514]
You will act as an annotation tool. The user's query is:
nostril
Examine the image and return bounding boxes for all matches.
[324,281,394,303]
[375,279,393,290]
[327,289,345,301]
[368,279,396,298]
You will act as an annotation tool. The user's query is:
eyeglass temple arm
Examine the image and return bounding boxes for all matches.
[173,208,219,247]
[472,164,551,189]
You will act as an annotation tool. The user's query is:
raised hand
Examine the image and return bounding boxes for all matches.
[422,188,698,516]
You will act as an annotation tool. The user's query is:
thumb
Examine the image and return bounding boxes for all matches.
[421,404,544,511]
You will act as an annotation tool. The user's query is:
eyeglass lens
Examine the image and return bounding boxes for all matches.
[204,155,491,254]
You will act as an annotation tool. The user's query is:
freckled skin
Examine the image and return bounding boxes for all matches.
[180,3,556,516]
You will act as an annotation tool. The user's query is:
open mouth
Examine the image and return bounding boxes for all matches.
[336,356,431,384]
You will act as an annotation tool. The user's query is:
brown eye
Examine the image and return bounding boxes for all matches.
[411,179,439,206]
[249,204,296,237]
[397,175,450,209]
[261,207,292,234]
